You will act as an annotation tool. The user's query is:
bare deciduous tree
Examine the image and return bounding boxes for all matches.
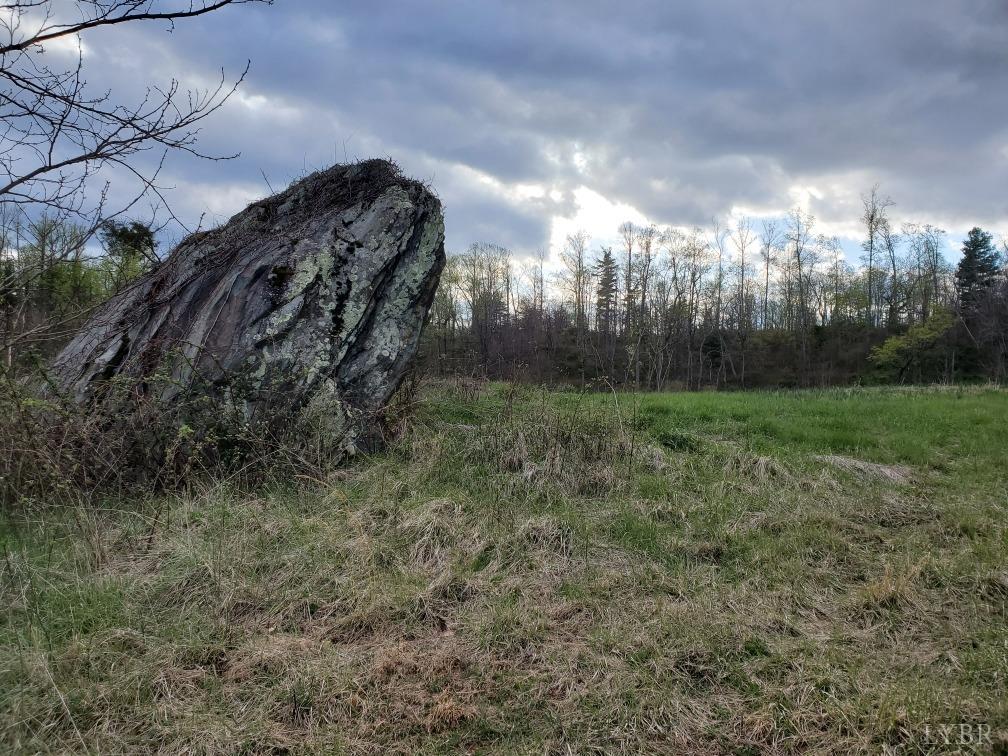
[758,219,780,329]
[730,215,754,331]
[861,185,894,328]
[0,0,269,359]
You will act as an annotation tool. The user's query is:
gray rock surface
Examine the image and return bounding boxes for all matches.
[50,159,445,448]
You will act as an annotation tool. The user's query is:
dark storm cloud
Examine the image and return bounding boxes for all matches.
[82,0,1008,254]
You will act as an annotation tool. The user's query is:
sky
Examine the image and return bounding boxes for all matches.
[71,0,1008,265]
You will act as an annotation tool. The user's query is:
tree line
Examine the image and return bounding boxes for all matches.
[421,189,1007,388]
[3,186,1005,389]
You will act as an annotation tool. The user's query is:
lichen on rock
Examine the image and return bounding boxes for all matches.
[49,159,446,453]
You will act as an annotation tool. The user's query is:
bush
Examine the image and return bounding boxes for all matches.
[868,310,955,384]
[0,364,385,507]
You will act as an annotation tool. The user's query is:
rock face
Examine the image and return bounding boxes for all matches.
[50,159,445,448]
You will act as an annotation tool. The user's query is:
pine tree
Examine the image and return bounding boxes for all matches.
[99,220,156,295]
[595,246,618,378]
[595,247,618,336]
[955,227,1000,312]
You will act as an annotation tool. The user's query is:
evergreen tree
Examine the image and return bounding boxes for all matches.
[955,227,1000,312]
[594,247,618,336]
[594,246,618,379]
[99,220,156,295]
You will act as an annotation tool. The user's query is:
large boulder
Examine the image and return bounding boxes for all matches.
[50,159,445,450]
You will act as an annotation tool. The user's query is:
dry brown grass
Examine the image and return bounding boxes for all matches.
[813,453,914,485]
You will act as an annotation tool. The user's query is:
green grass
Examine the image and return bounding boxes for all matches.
[2,381,1006,754]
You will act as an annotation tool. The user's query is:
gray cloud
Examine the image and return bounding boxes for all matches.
[79,0,1008,257]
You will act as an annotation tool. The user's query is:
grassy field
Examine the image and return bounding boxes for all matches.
[2,382,1006,754]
